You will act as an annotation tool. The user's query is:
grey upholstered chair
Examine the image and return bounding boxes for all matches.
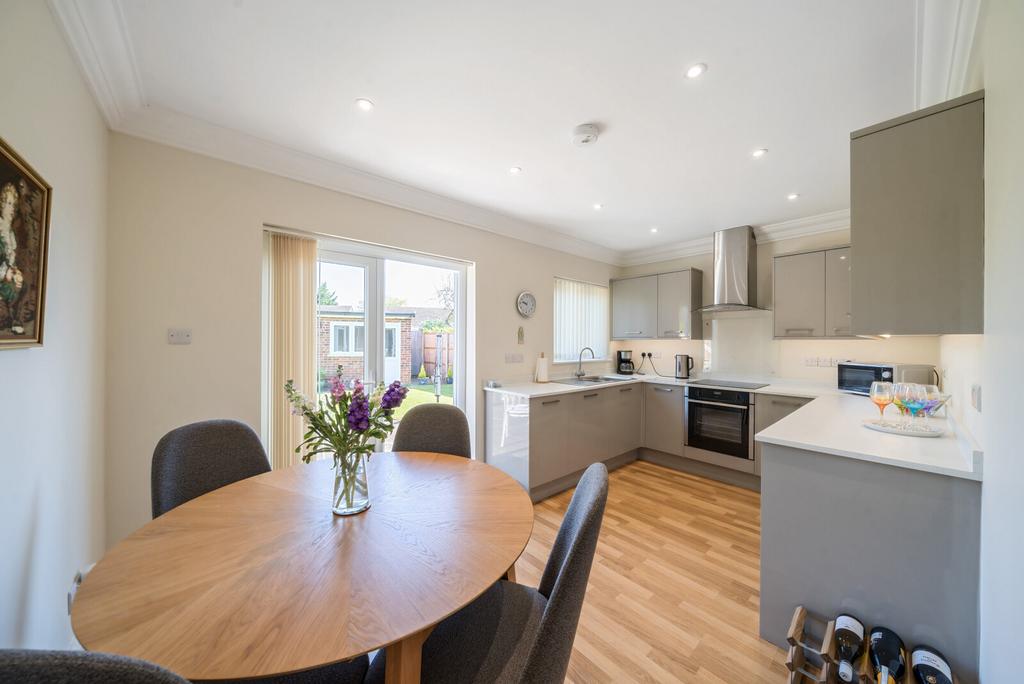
[364,462,609,684]
[0,649,189,684]
[151,419,271,517]
[392,404,472,458]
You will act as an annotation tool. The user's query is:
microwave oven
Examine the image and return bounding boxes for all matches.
[837,362,937,395]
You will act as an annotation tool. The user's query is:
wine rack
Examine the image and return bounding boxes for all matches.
[787,605,961,684]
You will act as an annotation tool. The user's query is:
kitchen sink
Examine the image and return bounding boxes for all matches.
[551,376,630,386]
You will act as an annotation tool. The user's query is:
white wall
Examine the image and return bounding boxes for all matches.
[978,0,1024,679]
[0,1,108,648]
[938,335,983,444]
[614,229,941,382]
[105,133,617,544]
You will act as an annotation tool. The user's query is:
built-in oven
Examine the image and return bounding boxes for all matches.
[684,385,755,473]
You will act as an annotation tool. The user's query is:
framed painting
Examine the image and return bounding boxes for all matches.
[0,137,51,349]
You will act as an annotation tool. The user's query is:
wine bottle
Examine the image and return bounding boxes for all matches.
[870,627,907,684]
[911,645,953,684]
[834,613,865,683]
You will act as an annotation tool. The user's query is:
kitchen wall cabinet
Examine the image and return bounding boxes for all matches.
[773,251,826,338]
[773,247,852,339]
[753,393,812,475]
[825,248,852,336]
[850,91,984,335]
[610,275,657,339]
[643,383,684,456]
[656,270,703,339]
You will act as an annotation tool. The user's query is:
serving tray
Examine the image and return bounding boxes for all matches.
[863,419,944,438]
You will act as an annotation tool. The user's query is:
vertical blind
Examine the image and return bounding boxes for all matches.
[553,277,609,362]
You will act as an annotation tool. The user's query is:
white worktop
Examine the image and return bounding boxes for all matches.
[481,374,833,399]
[756,392,983,481]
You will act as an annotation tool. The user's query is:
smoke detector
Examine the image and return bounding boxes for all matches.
[572,123,600,147]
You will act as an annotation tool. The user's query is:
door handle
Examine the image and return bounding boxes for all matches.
[583,393,599,398]
[541,399,560,406]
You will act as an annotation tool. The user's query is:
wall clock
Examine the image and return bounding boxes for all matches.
[515,291,536,318]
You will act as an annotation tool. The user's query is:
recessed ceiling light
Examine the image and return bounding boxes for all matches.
[508,166,522,175]
[354,98,374,111]
[685,63,707,79]
[752,148,768,159]
[593,203,604,211]
[787,193,800,201]
[650,227,659,233]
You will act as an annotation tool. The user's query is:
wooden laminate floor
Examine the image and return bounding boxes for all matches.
[513,460,789,683]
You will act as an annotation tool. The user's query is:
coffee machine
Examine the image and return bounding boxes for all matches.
[675,354,694,379]
[616,350,635,375]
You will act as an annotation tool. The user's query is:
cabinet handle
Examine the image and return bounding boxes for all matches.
[833,327,850,334]
[784,327,815,334]
[619,387,633,392]
[654,387,674,393]
[583,392,599,398]
[541,399,560,406]
[624,330,643,335]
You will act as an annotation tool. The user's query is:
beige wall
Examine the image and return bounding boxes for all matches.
[614,230,942,381]
[105,133,617,544]
[978,0,1024,679]
[0,1,108,648]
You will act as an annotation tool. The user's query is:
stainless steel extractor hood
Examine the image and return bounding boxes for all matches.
[700,225,761,312]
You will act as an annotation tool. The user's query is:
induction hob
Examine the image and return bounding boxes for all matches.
[686,379,769,390]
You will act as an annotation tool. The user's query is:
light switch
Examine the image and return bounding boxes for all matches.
[168,328,192,345]
[970,384,982,412]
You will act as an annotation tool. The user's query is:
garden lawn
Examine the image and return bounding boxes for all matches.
[393,383,454,422]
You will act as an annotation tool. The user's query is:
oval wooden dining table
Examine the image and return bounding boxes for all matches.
[71,452,535,683]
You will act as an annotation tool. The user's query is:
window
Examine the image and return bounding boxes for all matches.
[330,321,365,355]
[384,326,397,358]
[553,277,609,362]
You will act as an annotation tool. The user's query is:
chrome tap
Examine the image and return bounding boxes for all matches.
[575,347,595,378]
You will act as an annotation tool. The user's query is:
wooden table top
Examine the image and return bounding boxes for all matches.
[71,452,535,681]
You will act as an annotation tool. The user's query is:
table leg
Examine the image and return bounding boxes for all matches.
[504,563,517,583]
[385,627,432,684]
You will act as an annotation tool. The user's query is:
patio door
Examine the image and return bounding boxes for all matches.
[315,242,467,446]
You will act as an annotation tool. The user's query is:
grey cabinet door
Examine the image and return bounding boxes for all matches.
[528,396,571,487]
[608,384,642,455]
[753,394,812,475]
[611,275,658,339]
[643,383,684,456]
[773,252,826,338]
[568,389,612,472]
[825,248,852,337]
[657,270,702,340]
[850,94,984,334]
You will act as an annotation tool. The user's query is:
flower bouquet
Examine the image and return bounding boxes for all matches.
[285,367,408,515]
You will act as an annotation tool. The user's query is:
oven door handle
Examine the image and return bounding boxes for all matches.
[685,399,748,410]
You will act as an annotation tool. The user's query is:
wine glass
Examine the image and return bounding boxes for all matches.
[923,385,948,428]
[869,381,894,425]
[892,383,911,428]
[903,384,928,431]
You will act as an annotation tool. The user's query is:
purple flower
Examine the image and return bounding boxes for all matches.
[347,384,371,432]
[380,380,408,411]
[327,374,347,402]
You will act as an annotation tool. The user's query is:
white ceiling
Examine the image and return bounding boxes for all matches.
[51,0,978,263]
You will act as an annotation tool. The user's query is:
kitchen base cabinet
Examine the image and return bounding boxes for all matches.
[485,384,642,501]
[643,384,684,456]
[753,393,812,475]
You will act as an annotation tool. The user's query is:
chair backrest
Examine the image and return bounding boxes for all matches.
[151,419,270,518]
[521,462,609,684]
[0,649,189,683]
[392,404,472,458]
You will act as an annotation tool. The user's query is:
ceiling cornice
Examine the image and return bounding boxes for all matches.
[913,0,984,109]
[48,0,144,127]
[618,209,851,267]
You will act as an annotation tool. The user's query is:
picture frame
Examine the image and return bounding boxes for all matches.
[0,137,51,349]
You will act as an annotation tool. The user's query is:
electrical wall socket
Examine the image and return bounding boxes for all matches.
[804,357,818,367]
[167,328,192,345]
[650,351,662,359]
[504,352,524,364]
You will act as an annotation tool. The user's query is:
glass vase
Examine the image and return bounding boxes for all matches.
[332,454,370,516]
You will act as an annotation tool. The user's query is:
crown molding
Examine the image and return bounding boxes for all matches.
[618,209,850,267]
[913,0,984,109]
[48,0,144,127]
[116,105,622,265]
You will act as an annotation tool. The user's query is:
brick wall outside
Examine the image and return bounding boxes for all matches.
[318,315,412,389]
